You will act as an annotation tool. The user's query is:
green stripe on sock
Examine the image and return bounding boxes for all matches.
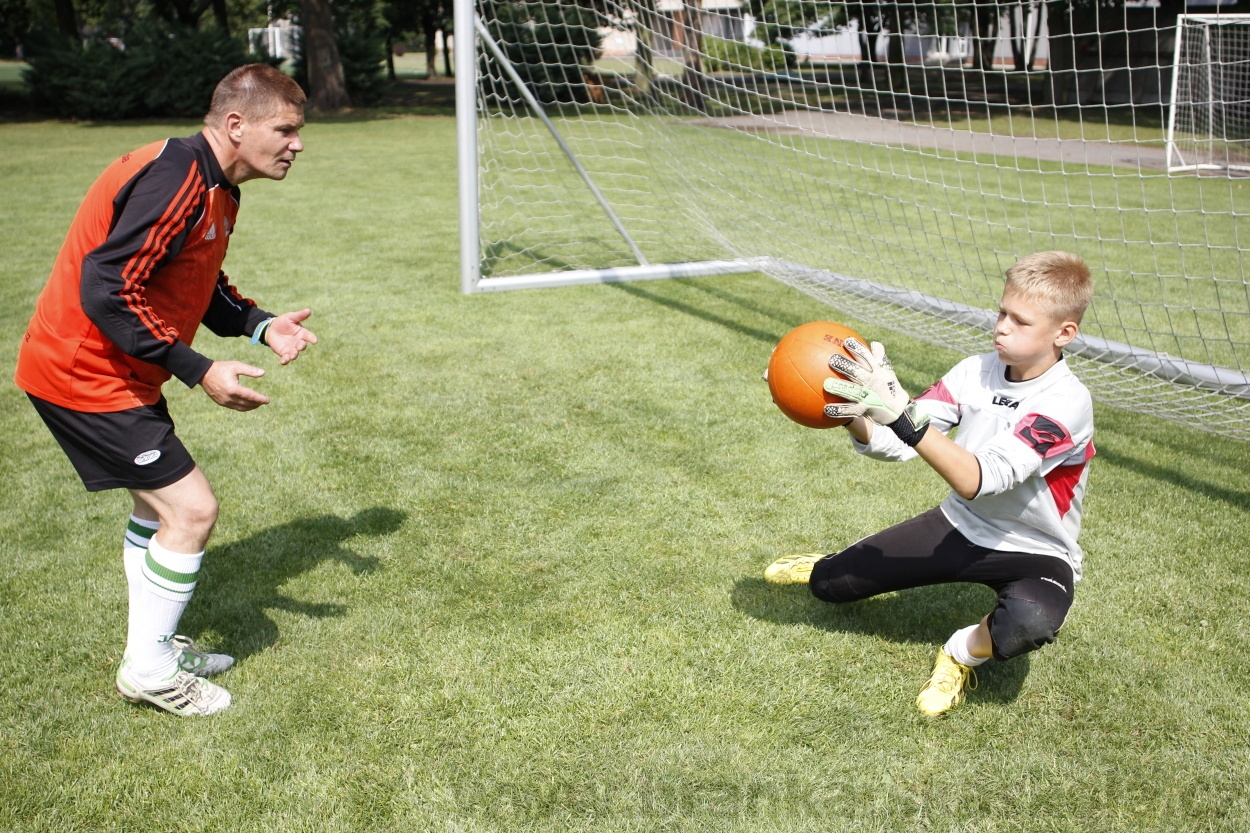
[127,519,157,538]
[144,550,198,585]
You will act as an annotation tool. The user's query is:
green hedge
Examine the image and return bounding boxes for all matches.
[481,3,604,105]
[702,36,786,74]
[23,24,262,120]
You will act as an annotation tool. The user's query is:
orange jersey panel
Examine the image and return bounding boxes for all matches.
[16,137,243,412]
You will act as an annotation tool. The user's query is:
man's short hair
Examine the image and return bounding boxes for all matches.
[1004,251,1093,325]
[205,64,306,127]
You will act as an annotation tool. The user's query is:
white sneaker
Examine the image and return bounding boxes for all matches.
[116,659,232,716]
[171,635,234,677]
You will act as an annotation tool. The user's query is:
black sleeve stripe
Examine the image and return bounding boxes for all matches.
[117,165,203,343]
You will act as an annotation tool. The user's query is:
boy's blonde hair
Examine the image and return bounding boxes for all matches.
[1004,251,1093,325]
[205,64,306,128]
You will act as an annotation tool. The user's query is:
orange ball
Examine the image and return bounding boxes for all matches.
[767,321,866,428]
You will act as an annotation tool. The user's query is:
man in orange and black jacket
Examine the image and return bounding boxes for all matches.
[15,63,318,717]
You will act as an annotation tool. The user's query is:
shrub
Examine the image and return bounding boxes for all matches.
[24,23,260,120]
[702,36,786,74]
[481,2,605,105]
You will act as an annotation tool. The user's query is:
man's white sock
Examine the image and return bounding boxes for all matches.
[126,537,202,683]
[122,515,160,651]
[944,624,991,668]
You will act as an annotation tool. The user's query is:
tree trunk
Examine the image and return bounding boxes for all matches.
[1045,0,1075,106]
[54,0,78,39]
[211,0,229,31]
[301,0,350,110]
[634,0,657,97]
[972,0,999,72]
[442,29,452,77]
[884,2,906,106]
[1008,4,1025,72]
[385,35,396,81]
[424,22,437,78]
[678,4,704,111]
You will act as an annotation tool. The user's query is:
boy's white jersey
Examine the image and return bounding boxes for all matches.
[852,353,1095,580]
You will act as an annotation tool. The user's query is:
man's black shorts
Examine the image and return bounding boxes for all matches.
[27,394,196,492]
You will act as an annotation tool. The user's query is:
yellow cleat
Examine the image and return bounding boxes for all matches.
[763,553,823,585]
[916,649,977,717]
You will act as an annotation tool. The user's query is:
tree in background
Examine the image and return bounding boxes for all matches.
[147,0,229,29]
[24,18,259,117]
[300,0,351,107]
[6,0,396,113]
[53,0,77,36]
[13,0,290,116]
[1,0,36,57]
[479,0,604,104]
[746,0,833,72]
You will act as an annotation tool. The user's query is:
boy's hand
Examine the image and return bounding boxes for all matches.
[828,338,909,411]
[823,338,930,447]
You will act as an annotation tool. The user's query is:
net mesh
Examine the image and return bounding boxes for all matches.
[473,0,1250,439]
[1168,14,1250,173]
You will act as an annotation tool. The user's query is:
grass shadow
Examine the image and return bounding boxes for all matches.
[608,280,782,344]
[732,576,1030,704]
[182,507,406,662]
[680,278,812,330]
[1095,442,1250,513]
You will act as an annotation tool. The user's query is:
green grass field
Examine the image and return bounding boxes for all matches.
[2,114,1250,832]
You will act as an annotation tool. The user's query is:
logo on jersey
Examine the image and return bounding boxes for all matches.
[205,223,217,241]
[992,394,1020,409]
[134,450,162,466]
[1014,414,1075,458]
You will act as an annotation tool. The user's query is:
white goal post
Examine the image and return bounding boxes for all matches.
[1167,13,1250,174]
[457,0,1250,439]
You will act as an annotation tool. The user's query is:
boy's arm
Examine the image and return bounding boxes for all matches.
[826,339,978,495]
[844,416,873,444]
[911,427,982,499]
[843,407,976,497]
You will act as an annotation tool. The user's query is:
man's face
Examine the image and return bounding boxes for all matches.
[235,103,305,182]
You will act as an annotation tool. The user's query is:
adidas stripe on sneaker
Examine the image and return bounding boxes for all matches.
[116,660,231,716]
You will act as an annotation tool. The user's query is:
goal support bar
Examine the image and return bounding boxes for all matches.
[472,259,765,292]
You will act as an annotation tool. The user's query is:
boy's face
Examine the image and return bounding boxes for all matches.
[994,289,1078,378]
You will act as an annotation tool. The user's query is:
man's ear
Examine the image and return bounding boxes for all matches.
[224,112,245,141]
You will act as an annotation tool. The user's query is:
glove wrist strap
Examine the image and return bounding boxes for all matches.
[888,403,930,448]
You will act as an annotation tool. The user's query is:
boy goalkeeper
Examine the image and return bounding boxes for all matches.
[765,251,1095,716]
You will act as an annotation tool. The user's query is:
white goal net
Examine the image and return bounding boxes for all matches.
[456,0,1250,439]
[1167,14,1250,174]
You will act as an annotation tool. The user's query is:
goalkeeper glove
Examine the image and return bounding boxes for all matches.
[822,338,931,447]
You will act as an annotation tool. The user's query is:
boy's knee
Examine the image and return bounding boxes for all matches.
[989,597,1062,660]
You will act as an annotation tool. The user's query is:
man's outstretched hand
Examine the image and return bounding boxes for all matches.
[201,361,270,411]
[266,309,318,365]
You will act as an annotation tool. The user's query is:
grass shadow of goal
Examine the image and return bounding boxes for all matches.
[731,576,1031,705]
[179,507,406,664]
